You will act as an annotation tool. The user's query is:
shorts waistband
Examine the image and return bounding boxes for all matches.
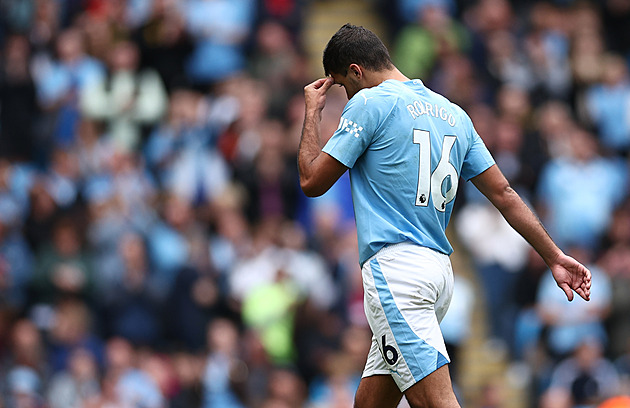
[365,241,431,265]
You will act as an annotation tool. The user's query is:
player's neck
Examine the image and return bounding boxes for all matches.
[365,67,410,87]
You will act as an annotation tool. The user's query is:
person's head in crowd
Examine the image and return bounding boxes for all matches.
[568,127,599,162]
[76,118,101,150]
[540,387,571,408]
[51,217,83,257]
[574,337,606,370]
[118,232,149,287]
[81,16,115,61]
[606,201,630,246]
[28,181,58,223]
[212,191,250,255]
[67,348,99,382]
[206,318,240,356]
[416,3,451,35]
[56,28,87,64]
[50,148,81,181]
[494,117,524,156]
[107,41,140,73]
[25,180,59,252]
[162,193,194,231]
[139,352,178,399]
[105,337,135,375]
[468,103,497,147]
[496,85,531,126]
[253,143,286,187]
[571,2,602,34]
[167,89,202,128]
[433,52,479,108]
[478,379,505,408]
[249,214,284,253]
[570,27,605,86]
[50,299,93,347]
[148,0,180,20]
[170,351,204,401]
[600,53,629,87]
[3,35,31,76]
[529,1,565,34]
[467,0,513,34]
[484,29,517,64]
[232,77,270,130]
[30,0,61,47]
[256,20,295,57]
[534,100,574,158]
[257,119,286,154]
[267,368,307,408]
[278,221,307,251]
[10,320,44,369]
[535,101,573,139]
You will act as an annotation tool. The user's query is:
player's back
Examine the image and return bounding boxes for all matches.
[323,79,495,265]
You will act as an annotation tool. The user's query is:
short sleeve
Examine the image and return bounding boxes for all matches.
[322,91,381,168]
[460,114,495,181]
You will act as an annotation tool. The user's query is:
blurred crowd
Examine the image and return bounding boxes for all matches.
[0,0,630,407]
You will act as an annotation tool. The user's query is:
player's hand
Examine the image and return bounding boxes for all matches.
[304,77,334,115]
[549,253,592,302]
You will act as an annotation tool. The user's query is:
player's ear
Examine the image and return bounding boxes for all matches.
[349,63,362,79]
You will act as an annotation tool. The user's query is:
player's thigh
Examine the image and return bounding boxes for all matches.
[354,374,403,408]
[403,364,460,408]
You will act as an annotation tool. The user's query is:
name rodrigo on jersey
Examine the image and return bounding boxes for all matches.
[406,100,456,127]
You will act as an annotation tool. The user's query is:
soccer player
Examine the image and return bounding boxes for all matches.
[298,24,592,408]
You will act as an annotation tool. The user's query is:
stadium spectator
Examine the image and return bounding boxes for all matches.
[46,348,100,408]
[182,0,255,85]
[80,40,168,152]
[536,128,627,250]
[393,3,469,80]
[34,28,105,149]
[0,35,39,161]
[542,338,620,407]
[583,53,630,155]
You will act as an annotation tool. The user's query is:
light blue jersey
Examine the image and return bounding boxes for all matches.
[323,79,495,266]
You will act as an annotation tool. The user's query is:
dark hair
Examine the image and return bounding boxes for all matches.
[323,24,394,76]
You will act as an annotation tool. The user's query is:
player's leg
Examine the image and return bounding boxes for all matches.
[403,364,460,408]
[354,374,403,408]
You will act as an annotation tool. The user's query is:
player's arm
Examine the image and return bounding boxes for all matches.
[471,164,592,301]
[298,77,348,197]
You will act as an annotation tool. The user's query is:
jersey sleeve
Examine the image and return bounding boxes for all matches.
[460,113,495,181]
[322,91,381,168]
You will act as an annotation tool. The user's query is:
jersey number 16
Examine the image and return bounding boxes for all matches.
[413,129,459,212]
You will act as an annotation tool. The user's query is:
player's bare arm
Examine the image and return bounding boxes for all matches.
[298,77,348,197]
[471,164,592,302]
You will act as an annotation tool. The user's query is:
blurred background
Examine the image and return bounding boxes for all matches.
[0,0,629,407]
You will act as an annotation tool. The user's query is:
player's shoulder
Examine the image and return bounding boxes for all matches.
[349,85,397,110]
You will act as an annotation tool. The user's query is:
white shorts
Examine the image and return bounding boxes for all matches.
[361,242,454,391]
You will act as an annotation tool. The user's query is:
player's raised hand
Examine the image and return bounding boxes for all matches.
[304,77,334,115]
[550,253,592,302]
